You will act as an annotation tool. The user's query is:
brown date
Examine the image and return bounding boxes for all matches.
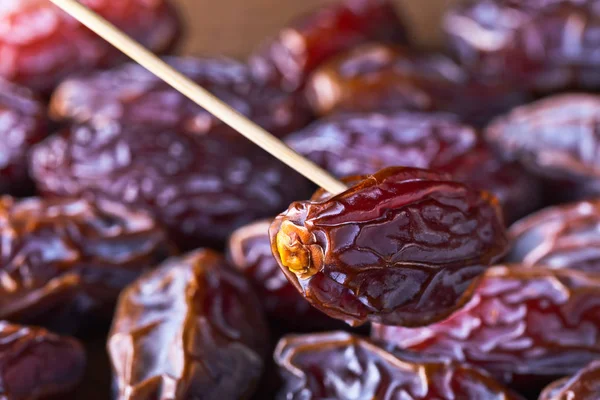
[275,331,523,400]
[0,321,85,400]
[0,196,173,323]
[539,360,600,400]
[305,43,529,126]
[108,249,269,400]
[486,94,600,183]
[372,266,600,391]
[30,121,312,250]
[0,79,47,196]
[249,0,408,91]
[445,0,600,93]
[507,200,600,273]
[285,111,543,223]
[50,57,311,138]
[0,0,180,93]
[270,167,508,327]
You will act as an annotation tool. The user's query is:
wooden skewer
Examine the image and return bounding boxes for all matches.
[48,0,348,195]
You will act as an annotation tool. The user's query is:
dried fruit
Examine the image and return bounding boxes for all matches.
[372,266,600,390]
[0,196,173,323]
[0,0,180,93]
[0,79,47,196]
[50,57,311,138]
[0,321,85,400]
[108,249,269,400]
[540,360,600,400]
[30,121,313,250]
[250,0,407,91]
[270,167,508,327]
[275,331,523,400]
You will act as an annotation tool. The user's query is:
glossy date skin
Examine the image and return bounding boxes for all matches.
[30,121,312,250]
[0,0,180,93]
[372,266,600,390]
[108,249,269,400]
[275,331,523,400]
[445,0,600,92]
[250,0,408,91]
[0,196,173,323]
[486,94,600,183]
[50,57,311,138]
[0,321,85,400]
[305,43,528,126]
[0,79,47,196]
[285,112,542,223]
[507,200,600,273]
[540,360,600,400]
[270,167,508,327]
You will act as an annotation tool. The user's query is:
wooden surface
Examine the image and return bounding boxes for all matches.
[172,0,456,58]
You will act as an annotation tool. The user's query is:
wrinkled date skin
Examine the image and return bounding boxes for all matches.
[270,167,508,327]
[0,79,47,196]
[50,57,311,138]
[0,196,173,323]
[372,266,600,391]
[0,0,180,93]
[275,331,523,400]
[30,121,312,250]
[228,219,337,329]
[0,321,86,400]
[445,0,600,92]
[285,112,542,223]
[507,200,600,273]
[250,0,407,91]
[108,249,269,400]
[540,360,600,400]
[486,94,600,184]
[304,43,529,126]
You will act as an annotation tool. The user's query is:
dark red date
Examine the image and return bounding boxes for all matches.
[270,167,508,327]
[0,196,173,323]
[50,57,311,138]
[276,331,523,400]
[0,79,47,196]
[0,0,180,93]
[304,43,529,126]
[285,111,542,223]
[507,200,600,273]
[540,360,600,400]
[0,321,85,400]
[486,94,600,183]
[250,0,407,91]
[30,121,312,250]
[445,0,600,93]
[372,266,600,390]
[108,249,269,400]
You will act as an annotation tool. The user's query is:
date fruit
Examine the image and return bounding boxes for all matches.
[285,112,542,223]
[249,0,408,91]
[0,0,180,93]
[50,57,311,138]
[305,43,528,126]
[275,331,523,400]
[108,249,269,400]
[445,0,600,92]
[0,79,47,196]
[30,121,312,250]
[539,360,600,400]
[372,266,600,389]
[486,94,600,183]
[0,196,173,323]
[0,321,85,400]
[507,200,600,273]
[270,166,508,327]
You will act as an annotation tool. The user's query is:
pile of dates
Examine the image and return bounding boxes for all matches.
[4,0,600,399]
